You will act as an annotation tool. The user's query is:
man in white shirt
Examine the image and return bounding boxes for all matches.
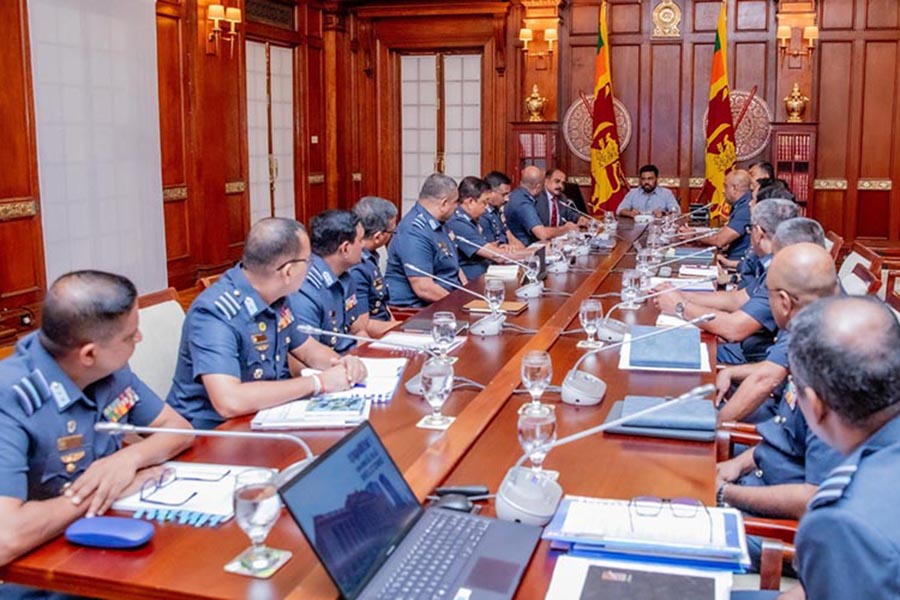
[617,164,680,218]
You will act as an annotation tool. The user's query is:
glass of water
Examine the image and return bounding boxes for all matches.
[621,268,641,309]
[484,279,505,314]
[579,299,603,346]
[431,311,457,361]
[421,358,454,426]
[517,403,557,475]
[525,255,540,283]
[521,350,552,413]
[233,468,282,574]
[604,210,617,232]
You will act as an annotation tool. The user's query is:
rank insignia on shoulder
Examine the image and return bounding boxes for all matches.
[213,292,242,320]
[12,369,50,416]
[103,387,139,423]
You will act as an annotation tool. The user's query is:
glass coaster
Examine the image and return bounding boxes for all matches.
[224,547,292,579]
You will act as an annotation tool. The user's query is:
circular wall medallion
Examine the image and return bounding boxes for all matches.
[562,95,633,163]
[702,90,773,162]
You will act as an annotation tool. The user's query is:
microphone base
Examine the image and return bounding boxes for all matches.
[495,466,563,526]
[561,370,607,407]
[278,457,315,487]
[515,282,543,300]
[596,318,629,343]
[546,260,568,274]
[470,313,505,337]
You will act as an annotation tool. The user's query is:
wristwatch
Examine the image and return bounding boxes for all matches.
[675,301,686,320]
[716,482,729,507]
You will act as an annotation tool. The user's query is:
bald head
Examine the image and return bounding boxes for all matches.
[769,243,837,306]
[40,270,138,357]
[242,217,306,273]
[521,166,545,190]
[725,169,751,203]
[789,296,900,426]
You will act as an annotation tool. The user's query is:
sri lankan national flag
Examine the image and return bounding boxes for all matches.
[704,1,737,220]
[590,0,627,215]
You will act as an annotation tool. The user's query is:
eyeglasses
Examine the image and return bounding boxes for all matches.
[139,467,231,507]
[275,257,309,272]
[627,496,712,542]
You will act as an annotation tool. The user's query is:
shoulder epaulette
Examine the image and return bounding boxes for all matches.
[12,369,50,416]
[306,267,325,290]
[412,213,430,231]
[809,463,858,509]
[213,289,242,320]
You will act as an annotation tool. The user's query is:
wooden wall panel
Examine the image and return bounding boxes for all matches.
[0,0,45,336]
[859,41,897,177]
[821,1,854,29]
[866,0,899,30]
[735,1,769,31]
[649,45,682,176]
[690,43,714,177]
[733,42,768,98]
[815,42,853,175]
[608,43,641,174]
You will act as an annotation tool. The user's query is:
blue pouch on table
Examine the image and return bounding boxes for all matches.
[65,516,154,549]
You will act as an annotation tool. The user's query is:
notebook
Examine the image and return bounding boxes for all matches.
[463,299,528,315]
[627,325,702,370]
[402,317,469,335]
[603,397,717,442]
[279,422,541,600]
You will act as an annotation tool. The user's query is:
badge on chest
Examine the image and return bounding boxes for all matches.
[102,387,139,423]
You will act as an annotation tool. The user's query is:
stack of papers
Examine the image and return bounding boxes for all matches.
[650,277,715,292]
[679,265,718,278]
[603,396,718,442]
[251,358,407,430]
[370,331,466,354]
[485,264,522,281]
[544,496,750,570]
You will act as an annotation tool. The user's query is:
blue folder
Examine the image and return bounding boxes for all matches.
[629,325,702,370]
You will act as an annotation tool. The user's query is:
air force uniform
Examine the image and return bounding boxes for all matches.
[724,191,752,260]
[795,414,900,599]
[717,254,777,365]
[294,253,362,354]
[447,207,491,281]
[384,202,461,307]
[349,248,391,321]
[479,205,509,245]
[167,265,308,430]
[505,188,544,246]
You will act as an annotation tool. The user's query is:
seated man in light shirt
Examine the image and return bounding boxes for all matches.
[616,164,681,218]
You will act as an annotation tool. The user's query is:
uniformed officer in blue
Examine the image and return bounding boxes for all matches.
[384,173,467,307]
[505,165,579,246]
[448,176,513,281]
[714,231,831,425]
[168,218,367,430]
[680,169,753,260]
[656,199,799,366]
[773,296,900,600]
[351,196,400,336]
[480,171,524,249]
[294,210,373,353]
[0,271,193,580]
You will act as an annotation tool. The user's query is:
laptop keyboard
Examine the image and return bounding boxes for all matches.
[375,511,491,600]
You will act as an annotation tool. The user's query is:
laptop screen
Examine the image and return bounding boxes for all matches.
[280,422,422,599]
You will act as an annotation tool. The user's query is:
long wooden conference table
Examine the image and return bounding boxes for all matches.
[1,221,718,599]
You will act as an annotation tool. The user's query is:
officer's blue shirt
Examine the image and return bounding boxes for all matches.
[384,202,461,307]
[0,333,166,502]
[505,187,544,246]
[294,253,362,354]
[724,191,752,259]
[479,205,509,245]
[796,413,900,599]
[447,207,490,281]
[167,265,308,429]
[736,249,760,290]
[740,378,842,492]
[349,248,391,321]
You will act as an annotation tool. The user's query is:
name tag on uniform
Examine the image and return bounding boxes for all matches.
[57,434,84,452]
[103,387,139,423]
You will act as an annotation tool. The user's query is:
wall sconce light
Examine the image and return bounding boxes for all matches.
[207,3,242,58]
[518,25,557,67]
[544,28,558,55]
[777,23,818,59]
[518,28,534,52]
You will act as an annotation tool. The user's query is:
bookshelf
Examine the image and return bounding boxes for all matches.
[509,122,558,186]
[770,123,817,214]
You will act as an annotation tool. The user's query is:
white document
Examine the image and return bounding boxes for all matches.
[545,555,733,600]
[655,314,698,329]
[650,276,715,292]
[112,462,267,520]
[619,335,712,373]
[485,264,522,281]
[251,397,371,430]
[679,264,718,278]
[370,332,466,354]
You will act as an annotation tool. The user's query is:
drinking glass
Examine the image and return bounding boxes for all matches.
[233,468,282,574]
[525,255,540,283]
[517,404,557,475]
[620,269,641,309]
[484,279,505,314]
[604,211,617,233]
[431,311,457,360]
[587,218,600,237]
[579,299,602,346]
[521,350,552,413]
[421,358,454,426]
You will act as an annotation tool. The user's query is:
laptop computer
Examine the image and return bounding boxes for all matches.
[279,422,542,600]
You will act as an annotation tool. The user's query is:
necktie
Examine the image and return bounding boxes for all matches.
[549,196,559,227]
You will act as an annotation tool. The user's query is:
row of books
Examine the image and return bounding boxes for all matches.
[774,132,812,162]
[774,169,810,203]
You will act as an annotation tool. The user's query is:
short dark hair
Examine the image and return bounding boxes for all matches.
[419,173,457,201]
[545,167,565,180]
[750,162,776,179]
[40,270,138,357]
[484,171,511,189]
[353,196,398,238]
[757,179,795,202]
[310,209,360,256]
[243,217,305,272]
[773,217,825,249]
[458,176,490,202]
[789,296,900,426]
[639,164,659,177]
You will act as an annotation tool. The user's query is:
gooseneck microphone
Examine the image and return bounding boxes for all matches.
[294,324,485,395]
[560,313,715,407]
[671,201,714,223]
[94,422,315,485]
[454,235,547,297]
[657,229,721,252]
[495,383,716,525]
